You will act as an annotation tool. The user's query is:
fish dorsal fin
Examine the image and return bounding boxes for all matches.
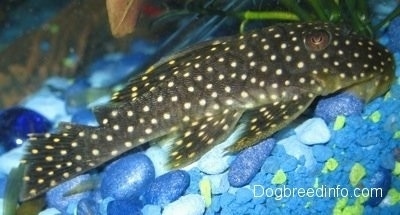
[110,39,229,104]
[227,93,316,153]
[166,109,244,168]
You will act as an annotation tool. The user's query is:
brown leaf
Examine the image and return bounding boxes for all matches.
[106,0,143,38]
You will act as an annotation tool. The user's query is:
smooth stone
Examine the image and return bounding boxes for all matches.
[295,118,331,145]
[101,153,155,200]
[107,199,142,215]
[46,174,92,214]
[0,107,52,151]
[23,89,68,122]
[145,145,169,176]
[142,170,190,206]
[228,138,276,187]
[162,194,205,215]
[197,126,244,174]
[314,92,364,122]
[365,169,392,207]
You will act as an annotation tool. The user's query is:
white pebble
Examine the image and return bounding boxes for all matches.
[162,194,205,215]
[38,208,61,215]
[208,172,230,194]
[294,118,331,145]
[145,145,169,176]
[197,124,246,174]
[278,136,317,170]
[22,89,68,122]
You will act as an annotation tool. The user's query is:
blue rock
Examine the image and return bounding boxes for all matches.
[101,153,155,200]
[0,107,52,152]
[312,145,333,162]
[142,170,190,206]
[388,17,400,52]
[314,92,364,122]
[46,174,92,213]
[365,169,391,207]
[76,198,98,215]
[107,199,142,215]
[162,194,205,215]
[64,79,91,114]
[228,139,276,187]
[71,109,98,126]
[295,118,331,145]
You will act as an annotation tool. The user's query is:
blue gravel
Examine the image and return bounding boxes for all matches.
[100,153,155,200]
[142,170,190,206]
[228,138,275,187]
[314,92,364,122]
[311,145,333,162]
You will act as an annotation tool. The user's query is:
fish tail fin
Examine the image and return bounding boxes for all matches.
[19,122,107,201]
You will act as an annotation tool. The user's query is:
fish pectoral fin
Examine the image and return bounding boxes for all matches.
[166,109,244,168]
[227,94,316,153]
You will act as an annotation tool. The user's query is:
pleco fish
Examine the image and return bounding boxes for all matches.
[20,22,395,201]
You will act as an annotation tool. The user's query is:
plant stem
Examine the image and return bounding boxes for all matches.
[239,11,300,21]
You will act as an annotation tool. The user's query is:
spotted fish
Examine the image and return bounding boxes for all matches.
[20,22,395,201]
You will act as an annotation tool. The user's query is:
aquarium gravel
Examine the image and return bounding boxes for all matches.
[0,2,400,215]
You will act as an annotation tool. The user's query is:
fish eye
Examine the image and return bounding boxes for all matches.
[304,29,331,52]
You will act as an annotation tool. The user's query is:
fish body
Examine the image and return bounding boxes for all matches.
[20,22,395,201]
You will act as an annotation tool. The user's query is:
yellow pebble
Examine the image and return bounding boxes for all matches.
[322,158,339,173]
[393,162,400,176]
[369,111,381,123]
[333,115,346,130]
[199,177,212,207]
[271,169,287,185]
[393,131,400,139]
[349,163,366,187]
